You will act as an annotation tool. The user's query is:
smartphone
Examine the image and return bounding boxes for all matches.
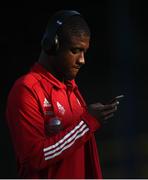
[110,94,124,103]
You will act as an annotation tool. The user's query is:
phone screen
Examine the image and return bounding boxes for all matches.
[110,94,124,103]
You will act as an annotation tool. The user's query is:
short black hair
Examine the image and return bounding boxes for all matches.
[41,10,91,54]
[57,15,91,46]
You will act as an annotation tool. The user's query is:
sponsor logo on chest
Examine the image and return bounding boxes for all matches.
[43,98,51,107]
[56,101,65,115]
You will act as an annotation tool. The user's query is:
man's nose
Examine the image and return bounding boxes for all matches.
[78,52,85,65]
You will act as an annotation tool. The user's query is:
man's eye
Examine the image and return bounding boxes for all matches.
[71,48,81,54]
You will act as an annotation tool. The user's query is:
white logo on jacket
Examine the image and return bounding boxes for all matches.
[43,98,51,107]
[57,102,65,115]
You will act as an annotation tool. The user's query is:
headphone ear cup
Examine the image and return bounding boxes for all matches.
[41,34,59,55]
[49,34,59,55]
[53,34,59,53]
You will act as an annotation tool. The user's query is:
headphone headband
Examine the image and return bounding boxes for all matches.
[41,10,81,55]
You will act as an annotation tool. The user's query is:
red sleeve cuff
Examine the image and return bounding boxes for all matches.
[81,111,101,132]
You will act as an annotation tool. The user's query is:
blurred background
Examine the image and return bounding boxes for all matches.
[1,0,148,178]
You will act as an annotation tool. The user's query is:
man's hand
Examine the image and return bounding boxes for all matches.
[88,101,119,123]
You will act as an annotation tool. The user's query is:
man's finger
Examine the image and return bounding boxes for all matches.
[104,113,114,120]
[102,107,117,117]
[100,102,119,111]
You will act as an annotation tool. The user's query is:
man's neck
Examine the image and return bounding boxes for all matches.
[38,50,65,83]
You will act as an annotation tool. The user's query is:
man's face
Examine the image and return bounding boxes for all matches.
[53,35,90,81]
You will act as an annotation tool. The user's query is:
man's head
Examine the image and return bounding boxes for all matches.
[40,10,91,81]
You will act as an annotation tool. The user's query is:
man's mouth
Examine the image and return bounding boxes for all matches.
[73,66,81,69]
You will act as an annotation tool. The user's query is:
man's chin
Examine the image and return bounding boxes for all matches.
[63,70,79,80]
[65,74,77,81]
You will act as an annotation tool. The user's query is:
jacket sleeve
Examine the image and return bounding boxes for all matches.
[6,83,101,171]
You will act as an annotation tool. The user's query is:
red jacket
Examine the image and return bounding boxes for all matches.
[6,63,102,179]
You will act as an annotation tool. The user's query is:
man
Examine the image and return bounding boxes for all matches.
[6,10,119,179]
